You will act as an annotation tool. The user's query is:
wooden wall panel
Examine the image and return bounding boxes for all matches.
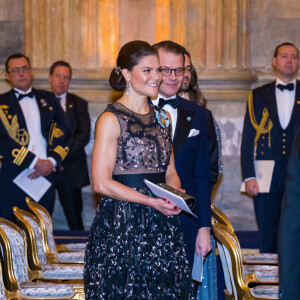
[24,0,250,71]
[155,0,170,43]
[24,0,119,69]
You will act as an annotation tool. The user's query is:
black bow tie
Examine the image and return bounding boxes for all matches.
[16,91,34,101]
[277,83,294,91]
[158,97,179,109]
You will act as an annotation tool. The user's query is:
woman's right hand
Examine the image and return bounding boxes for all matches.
[148,197,182,216]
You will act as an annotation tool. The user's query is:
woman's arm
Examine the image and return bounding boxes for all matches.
[165,150,181,189]
[91,111,180,216]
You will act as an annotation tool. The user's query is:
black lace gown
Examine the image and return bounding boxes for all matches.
[84,103,193,299]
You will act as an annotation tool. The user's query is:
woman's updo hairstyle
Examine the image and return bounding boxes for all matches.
[109,40,158,91]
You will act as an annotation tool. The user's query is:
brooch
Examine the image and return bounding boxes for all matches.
[155,110,169,128]
[187,116,191,121]
[40,99,47,107]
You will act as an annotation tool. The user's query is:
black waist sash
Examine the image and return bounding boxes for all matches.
[112,173,165,188]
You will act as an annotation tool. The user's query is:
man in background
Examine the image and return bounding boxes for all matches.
[49,61,90,230]
[0,53,72,221]
[241,42,300,253]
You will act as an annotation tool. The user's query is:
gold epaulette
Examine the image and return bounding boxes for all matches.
[53,145,69,161]
[248,91,273,148]
[0,106,29,146]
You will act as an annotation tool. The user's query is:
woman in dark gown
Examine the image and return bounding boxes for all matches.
[84,40,193,299]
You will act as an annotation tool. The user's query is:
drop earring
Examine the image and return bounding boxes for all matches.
[126,81,130,95]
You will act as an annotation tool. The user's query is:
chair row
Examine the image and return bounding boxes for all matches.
[211,205,278,265]
[25,197,86,260]
[0,198,87,299]
[211,205,279,300]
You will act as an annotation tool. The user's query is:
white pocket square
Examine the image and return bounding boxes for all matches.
[188,129,200,137]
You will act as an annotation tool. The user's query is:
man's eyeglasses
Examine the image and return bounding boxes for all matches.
[7,66,31,74]
[159,67,185,77]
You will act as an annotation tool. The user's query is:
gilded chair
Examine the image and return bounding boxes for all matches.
[26,198,85,264]
[0,217,85,299]
[211,204,278,265]
[212,219,279,300]
[13,207,83,282]
[0,258,20,300]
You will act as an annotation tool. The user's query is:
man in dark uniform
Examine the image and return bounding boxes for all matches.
[278,128,300,299]
[49,61,90,230]
[241,42,300,253]
[0,53,72,221]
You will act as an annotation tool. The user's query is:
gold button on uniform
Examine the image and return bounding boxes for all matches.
[283,145,286,149]
[283,139,286,142]
[282,151,286,154]
[283,133,286,136]
[262,136,265,139]
[261,144,264,147]
[261,151,264,155]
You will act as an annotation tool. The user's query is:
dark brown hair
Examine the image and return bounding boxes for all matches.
[49,60,72,77]
[5,53,31,73]
[274,42,299,57]
[109,40,158,91]
[188,65,207,108]
[178,45,207,107]
[153,40,185,60]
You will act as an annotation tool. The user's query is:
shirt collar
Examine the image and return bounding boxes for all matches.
[14,87,32,95]
[151,94,176,105]
[276,78,296,86]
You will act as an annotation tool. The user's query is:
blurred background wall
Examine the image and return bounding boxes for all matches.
[1,0,300,231]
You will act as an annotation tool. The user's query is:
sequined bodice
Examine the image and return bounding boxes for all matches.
[105,102,172,175]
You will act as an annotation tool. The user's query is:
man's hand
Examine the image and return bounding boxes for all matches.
[245,178,259,196]
[27,170,41,179]
[30,159,54,178]
[195,227,212,261]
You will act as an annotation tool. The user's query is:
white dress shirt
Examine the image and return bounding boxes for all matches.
[152,94,178,138]
[275,78,296,129]
[15,88,56,168]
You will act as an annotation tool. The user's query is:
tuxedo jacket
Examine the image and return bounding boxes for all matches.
[61,93,90,188]
[172,96,211,248]
[0,88,72,180]
[278,127,300,298]
[241,81,300,180]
